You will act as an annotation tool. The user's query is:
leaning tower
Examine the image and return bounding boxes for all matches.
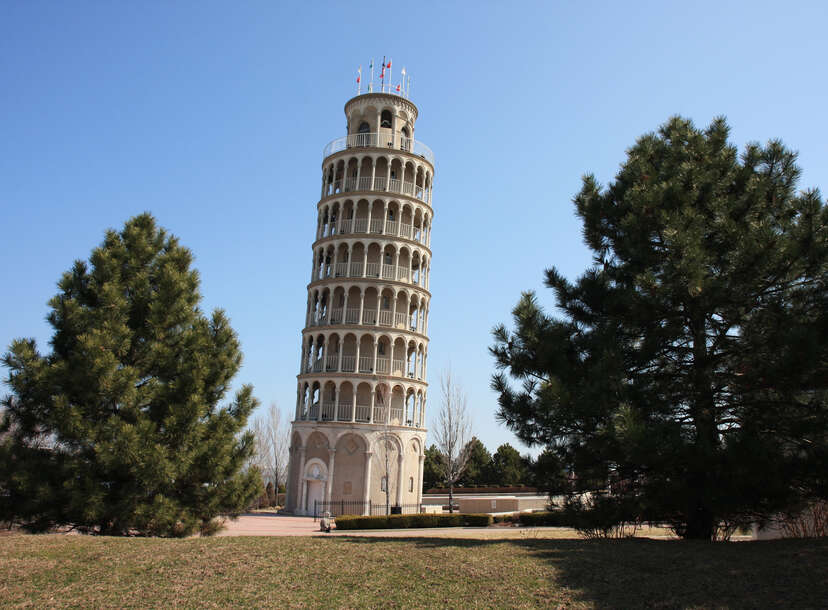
[286,77,434,516]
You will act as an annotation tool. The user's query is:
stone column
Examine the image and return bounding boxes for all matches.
[354,341,361,374]
[362,451,373,514]
[417,453,425,506]
[395,451,404,506]
[297,447,307,514]
[351,392,357,423]
[326,449,336,503]
[325,289,333,325]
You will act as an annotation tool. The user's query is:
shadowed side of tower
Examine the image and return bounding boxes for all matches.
[285,87,434,516]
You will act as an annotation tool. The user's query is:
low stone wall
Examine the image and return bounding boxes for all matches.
[422,493,550,514]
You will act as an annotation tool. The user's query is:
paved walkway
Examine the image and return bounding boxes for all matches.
[215,513,699,540]
[216,513,321,537]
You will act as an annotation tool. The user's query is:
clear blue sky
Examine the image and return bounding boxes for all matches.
[2,1,826,456]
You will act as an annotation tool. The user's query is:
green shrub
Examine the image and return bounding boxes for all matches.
[518,511,567,527]
[335,515,391,530]
[463,514,493,526]
[562,495,643,539]
[493,513,519,524]
[334,512,491,530]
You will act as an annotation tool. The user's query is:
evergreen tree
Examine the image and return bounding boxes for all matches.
[458,437,492,487]
[489,443,528,487]
[422,444,444,491]
[0,214,262,536]
[531,448,568,496]
[491,117,827,539]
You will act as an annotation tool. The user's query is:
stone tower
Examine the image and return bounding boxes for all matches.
[286,79,434,516]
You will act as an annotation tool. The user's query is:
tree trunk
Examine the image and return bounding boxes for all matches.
[448,483,454,514]
[686,312,719,540]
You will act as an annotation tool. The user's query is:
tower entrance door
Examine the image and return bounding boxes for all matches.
[303,460,328,515]
[306,480,324,514]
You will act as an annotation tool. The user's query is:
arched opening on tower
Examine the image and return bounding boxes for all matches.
[356,121,371,147]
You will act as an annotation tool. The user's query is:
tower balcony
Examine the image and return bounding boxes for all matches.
[316,217,430,248]
[322,174,432,205]
[302,354,425,380]
[323,132,434,167]
[310,259,429,291]
[297,401,423,428]
[309,307,424,333]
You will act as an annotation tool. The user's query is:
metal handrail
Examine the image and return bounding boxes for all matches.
[323,132,435,166]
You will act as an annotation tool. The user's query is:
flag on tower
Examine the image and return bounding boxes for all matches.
[369,59,374,92]
[386,60,391,68]
[356,66,361,83]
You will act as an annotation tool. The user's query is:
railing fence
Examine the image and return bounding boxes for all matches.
[313,500,424,520]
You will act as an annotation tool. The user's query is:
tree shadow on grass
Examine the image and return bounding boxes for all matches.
[338,535,828,608]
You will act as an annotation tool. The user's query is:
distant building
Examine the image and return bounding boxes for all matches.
[285,77,434,516]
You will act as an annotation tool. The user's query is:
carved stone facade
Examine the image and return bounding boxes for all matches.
[286,92,433,515]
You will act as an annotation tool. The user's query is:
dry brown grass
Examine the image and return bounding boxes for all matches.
[0,533,825,608]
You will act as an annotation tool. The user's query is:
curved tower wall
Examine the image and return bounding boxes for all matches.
[286,91,434,515]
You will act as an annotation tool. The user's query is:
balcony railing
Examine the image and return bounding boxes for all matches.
[312,259,427,291]
[323,176,431,204]
[318,216,428,246]
[323,132,435,167]
[309,308,423,333]
[297,403,423,427]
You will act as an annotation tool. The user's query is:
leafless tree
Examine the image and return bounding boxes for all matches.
[433,370,472,513]
[250,402,290,504]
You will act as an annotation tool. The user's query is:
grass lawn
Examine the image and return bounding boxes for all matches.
[1,533,826,608]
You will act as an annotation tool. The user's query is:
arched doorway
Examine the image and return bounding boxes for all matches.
[303,459,328,515]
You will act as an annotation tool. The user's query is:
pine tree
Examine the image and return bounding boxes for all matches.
[492,117,827,539]
[422,444,444,492]
[0,214,263,536]
[458,437,492,487]
[489,443,528,487]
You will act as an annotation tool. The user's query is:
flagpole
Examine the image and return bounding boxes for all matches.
[357,66,361,95]
[381,55,385,92]
[388,59,392,94]
[369,59,374,93]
